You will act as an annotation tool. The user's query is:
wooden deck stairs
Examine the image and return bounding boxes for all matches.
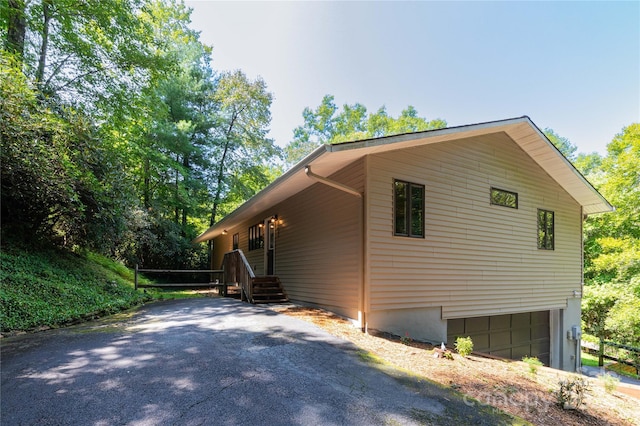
[221,250,288,304]
[250,276,289,304]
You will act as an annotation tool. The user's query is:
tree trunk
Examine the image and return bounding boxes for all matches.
[174,154,180,224]
[181,154,189,232]
[598,337,604,367]
[5,0,26,60]
[210,112,237,227]
[143,157,151,209]
[36,0,52,85]
[208,133,233,263]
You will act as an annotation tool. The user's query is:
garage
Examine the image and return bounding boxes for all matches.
[447,311,550,365]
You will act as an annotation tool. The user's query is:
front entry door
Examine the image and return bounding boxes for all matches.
[265,217,276,275]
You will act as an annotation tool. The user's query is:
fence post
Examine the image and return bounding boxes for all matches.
[135,264,138,291]
[598,337,604,367]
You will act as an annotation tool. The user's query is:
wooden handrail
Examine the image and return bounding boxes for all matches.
[221,249,255,303]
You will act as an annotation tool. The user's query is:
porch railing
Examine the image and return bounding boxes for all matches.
[222,249,255,303]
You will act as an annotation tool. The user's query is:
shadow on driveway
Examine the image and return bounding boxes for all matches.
[1,298,523,425]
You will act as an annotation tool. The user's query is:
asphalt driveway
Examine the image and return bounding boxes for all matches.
[1,298,517,425]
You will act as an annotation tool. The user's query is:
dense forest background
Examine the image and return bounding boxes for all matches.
[1,1,638,348]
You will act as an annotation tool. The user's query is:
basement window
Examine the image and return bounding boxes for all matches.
[537,209,554,250]
[490,187,518,209]
[248,224,264,251]
[394,179,425,238]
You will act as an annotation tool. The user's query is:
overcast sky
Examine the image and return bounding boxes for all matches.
[185,1,639,155]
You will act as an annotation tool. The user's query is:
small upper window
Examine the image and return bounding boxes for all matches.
[537,209,554,250]
[232,233,239,250]
[394,180,424,238]
[491,187,518,209]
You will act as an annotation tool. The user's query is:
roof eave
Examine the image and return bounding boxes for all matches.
[192,144,330,243]
[193,116,613,243]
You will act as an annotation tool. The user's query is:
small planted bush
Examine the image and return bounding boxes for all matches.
[522,356,543,375]
[554,376,590,410]
[454,336,474,357]
[598,373,620,393]
[400,332,412,345]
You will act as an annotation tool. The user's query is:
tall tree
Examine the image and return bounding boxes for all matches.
[1,0,191,255]
[8,0,164,109]
[3,0,27,59]
[284,95,446,167]
[581,124,640,351]
[208,70,280,226]
[582,123,640,283]
[543,128,578,161]
[2,0,283,268]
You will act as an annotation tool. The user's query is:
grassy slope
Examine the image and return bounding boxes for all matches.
[0,242,153,332]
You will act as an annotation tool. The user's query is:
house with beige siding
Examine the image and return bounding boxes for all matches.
[194,116,612,372]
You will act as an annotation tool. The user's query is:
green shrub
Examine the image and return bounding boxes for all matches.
[454,336,474,357]
[554,376,590,409]
[0,244,150,332]
[400,332,412,345]
[598,373,620,393]
[522,356,543,374]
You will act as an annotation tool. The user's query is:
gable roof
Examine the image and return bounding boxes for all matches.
[194,116,613,243]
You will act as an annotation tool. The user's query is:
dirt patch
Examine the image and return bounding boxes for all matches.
[272,305,640,426]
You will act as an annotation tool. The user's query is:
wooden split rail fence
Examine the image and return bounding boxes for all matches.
[134,265,226,294]
[582,339,640,375]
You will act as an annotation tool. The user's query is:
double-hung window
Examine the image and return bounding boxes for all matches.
[394,179,425,238]
[537,209,554,250]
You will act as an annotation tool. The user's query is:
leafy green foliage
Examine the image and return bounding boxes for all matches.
[284,95,446,166]
[579,123,640,352]
[1,1,282,268]
[400,332,413,345]
[208,70,281,225]
[454,336,473,357]
[582,124,640,284]
[0,242,149,332]
[0,51,125,248]
[544,128,578,160]
[9,0,164,108]
[582,283,620,340]
[604,278,640,350]
[598,373,620,394]
[554,376,590,409]
[522,356,543,374]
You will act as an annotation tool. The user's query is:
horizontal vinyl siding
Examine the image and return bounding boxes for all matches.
[211,216,268,273]
[211,234,232,270]
[367,132,582,319]
[275,159,363,318]
[213,159,364,319]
